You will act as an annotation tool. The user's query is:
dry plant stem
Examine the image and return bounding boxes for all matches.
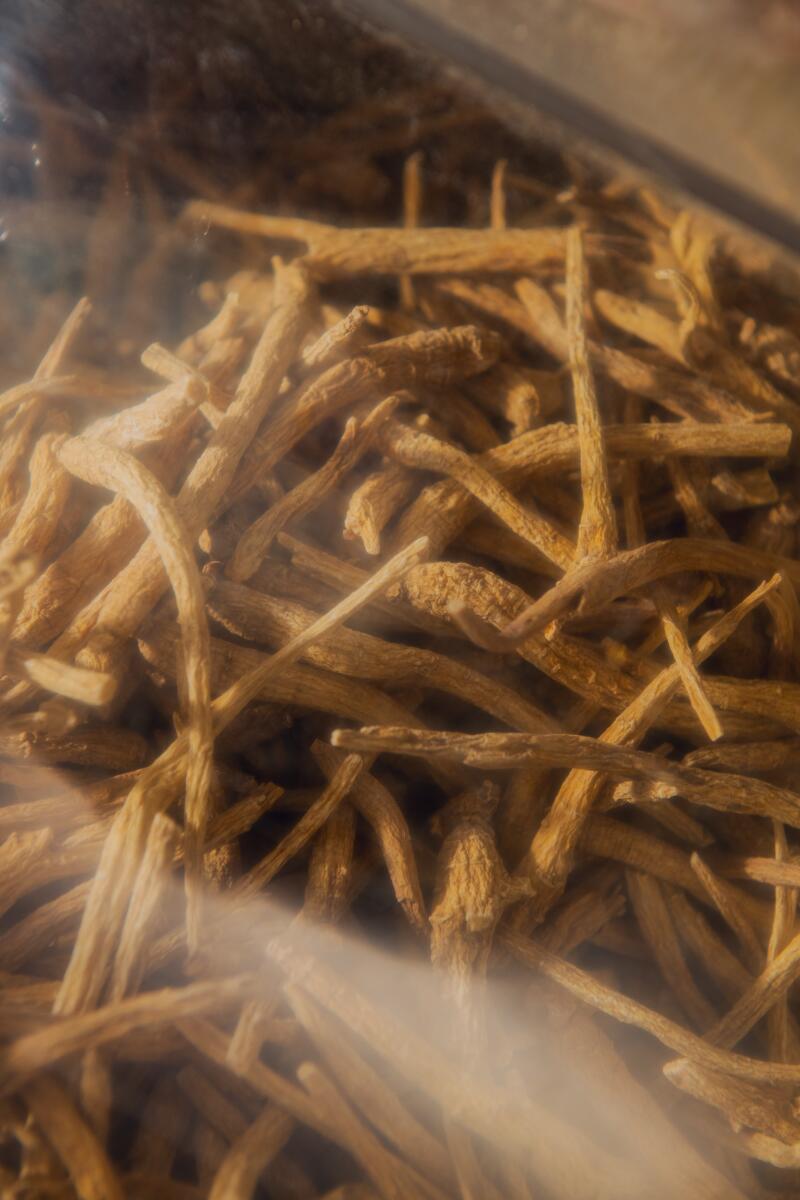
[56,436,214,960]
[665,454,727,541]
[537,870,626,957]
[0,405,45,512]
[129,1077,189,1177]
[466,363,544,439]
[725,1129,800,1169]
[54,536,428,1015]
[1,429,70,561]
[690,853,764,971]
[239,754,364,897]
[202,785,282,856]
[23,1074,124,1200]
[139,342,218,402]
[0,724,147,771]
[683,1114,788,1190]
[304,802,357,923]
[226,995,279,1075]
[711,466,779,512]
[430,786,530,1051]
[82,376,207,454]
[705,925,800,1052]
[767,821,797,1061]
[655,590,722,741]
[593,289,682,358]
[207,1106,294,1200]
[668,889,755,1007]
[2,975,263,1092]
[670,213,721,327]
[297,1062,427,1200]
[285,984,452,1192]
[0,880,90,971]
[312,741,426,932]
[176,1065,249,1143]
[226,397,397,581]
[181,1040,396,1200]
[400,151,422,310]
[685,738,800,772]
[0,973,76,1011]
[427,274,529,333]
[502,928,800,1084]
[298,305,370,376]
[764,574,800,678]
[687,853,800,891]
[379,419,575,569]
[0,554,37,674]
[0,836,104,917]
[626,870,718,1030]
[107,814,179,1001]
[0,297,90,516]
[0,497,22,540]
[178,291,242,361]
[496,765,553,867]
[0,374,76,423]
[332,726,800,829]
[633,794,712,849]
[184,201,568,276]
[421,387,501,453]
[444,1118,504,1200]
[81,1047,112,1145]
[281,535,453,639]
[566,225,617,559]
[490,158,508,230]
[8,650,116,707]
[662,1059,800,1145]
[344,460,416,556]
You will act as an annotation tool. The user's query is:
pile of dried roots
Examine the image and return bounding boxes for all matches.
[2,55,800,1200]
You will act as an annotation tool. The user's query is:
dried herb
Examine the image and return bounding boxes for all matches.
[5,41,800,1198]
